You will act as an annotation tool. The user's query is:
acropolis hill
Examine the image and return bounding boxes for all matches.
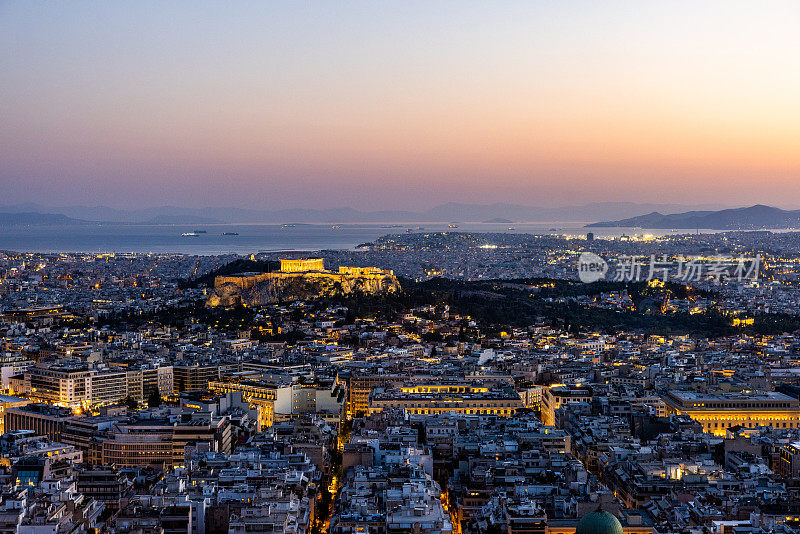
[206,258,401,307]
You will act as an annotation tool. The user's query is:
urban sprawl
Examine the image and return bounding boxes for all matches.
[4,231,800,534]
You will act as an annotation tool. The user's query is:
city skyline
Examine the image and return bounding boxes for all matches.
[4,4,800,532]
[2,1,799,210]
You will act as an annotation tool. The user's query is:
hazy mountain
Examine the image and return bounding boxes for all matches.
[587,204,800,230]
[0,204,212,223]
[0,212,89,226]
[417,202,729,223]
[0,202,731,224]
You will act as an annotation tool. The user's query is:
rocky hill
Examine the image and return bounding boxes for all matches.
[207,267,400,307]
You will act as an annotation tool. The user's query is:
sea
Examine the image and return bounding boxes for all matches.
[0,222,718,255]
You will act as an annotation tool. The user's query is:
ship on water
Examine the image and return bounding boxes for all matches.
[221,232,239,236]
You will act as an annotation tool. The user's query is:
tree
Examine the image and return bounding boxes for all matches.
[123,396,138,411]
[147,390,162,408]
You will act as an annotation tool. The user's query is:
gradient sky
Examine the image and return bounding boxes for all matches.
[1,1,799,210]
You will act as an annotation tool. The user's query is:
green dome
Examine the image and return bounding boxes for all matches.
[575,510,624,534]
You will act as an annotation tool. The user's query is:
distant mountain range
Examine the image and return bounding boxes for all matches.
[0,201,731,225]
[587,205,800,230]
[0,212,90,226]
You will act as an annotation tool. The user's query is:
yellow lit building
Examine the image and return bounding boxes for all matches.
[208,379,277,428]
[368,382,523,417]
[0,395,33,434]
[778,441,800,479]
[348,374,412,417]
[280,258,325,272]
[541,386,592,426]
[520,386,543,409]
[661,390,800,436]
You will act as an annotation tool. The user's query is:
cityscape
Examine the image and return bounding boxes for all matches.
[3,3,800,534]
[4,230,800,534]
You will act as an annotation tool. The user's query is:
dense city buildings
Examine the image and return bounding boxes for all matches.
[4,233,800,534]
[6,1,798,532]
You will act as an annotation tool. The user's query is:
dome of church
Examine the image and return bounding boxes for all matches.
[575,510,624,534]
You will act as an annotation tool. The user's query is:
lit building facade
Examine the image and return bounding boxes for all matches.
[11,362,172,408]
[280,258,325,272]
[4,403,73,441]
[100,416,232,468]
[661,390,800,436]
[0,395,31,434]
[11,362,94,408]
[173,363,234,393]
[541,386,592,426]
[368,383,523,417]
[209,378,279,427]
[778,441,800,479]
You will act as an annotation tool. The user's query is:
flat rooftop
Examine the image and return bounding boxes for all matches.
[0,395,30,403]
[665,390,794,402]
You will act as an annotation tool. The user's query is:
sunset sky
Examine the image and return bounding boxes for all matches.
[2,1,799,210]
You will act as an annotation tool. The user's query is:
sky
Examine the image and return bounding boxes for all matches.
[1,1,799,211]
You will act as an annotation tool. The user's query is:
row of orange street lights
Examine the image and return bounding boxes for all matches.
[440,490,461,534]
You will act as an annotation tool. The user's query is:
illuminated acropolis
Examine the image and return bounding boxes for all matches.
[207,258,400,307]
